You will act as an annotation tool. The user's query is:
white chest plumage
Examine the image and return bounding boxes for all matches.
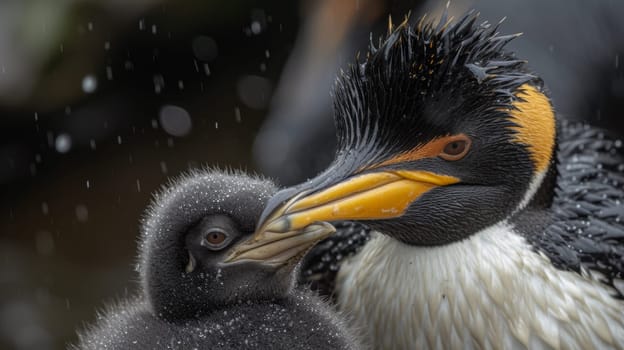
[335,224,624,350]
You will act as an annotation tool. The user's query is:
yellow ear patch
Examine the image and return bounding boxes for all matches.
[508,84,555,173]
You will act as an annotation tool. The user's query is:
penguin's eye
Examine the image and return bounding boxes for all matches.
[201,229,230,250]
[439,135,471,161]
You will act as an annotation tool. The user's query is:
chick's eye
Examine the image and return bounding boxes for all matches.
[439,136,471,161]
[201,229,229,249]
[207,231,226,244]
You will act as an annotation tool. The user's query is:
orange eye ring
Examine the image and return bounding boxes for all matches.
[439,134,471,161]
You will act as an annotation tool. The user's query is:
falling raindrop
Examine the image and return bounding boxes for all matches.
[159,105,192,137]
[249,9,267,35]
[250,21,262,35]
[234,107,242,123]
[153,74,165,94]
[82,75,97,94]
[55,134,72,153]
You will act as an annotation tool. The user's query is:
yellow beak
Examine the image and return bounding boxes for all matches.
[225,170,459,263]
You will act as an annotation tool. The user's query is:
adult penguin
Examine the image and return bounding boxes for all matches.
[228,12,624,349]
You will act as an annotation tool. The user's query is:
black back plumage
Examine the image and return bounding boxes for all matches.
[299,222,372,297]
[515,123,624,297]
[75,170,358,350]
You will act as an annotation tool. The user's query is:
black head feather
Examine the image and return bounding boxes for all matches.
[333,11,539,168]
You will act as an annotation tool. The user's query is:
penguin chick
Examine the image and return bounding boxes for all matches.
[74,169,359,350]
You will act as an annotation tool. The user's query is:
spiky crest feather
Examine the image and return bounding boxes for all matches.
[332,10,538,165]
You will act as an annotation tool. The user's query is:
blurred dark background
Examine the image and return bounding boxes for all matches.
[1,0,622,349]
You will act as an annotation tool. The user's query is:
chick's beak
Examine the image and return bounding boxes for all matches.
[223,222,335,266]
[225,170,459,264]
